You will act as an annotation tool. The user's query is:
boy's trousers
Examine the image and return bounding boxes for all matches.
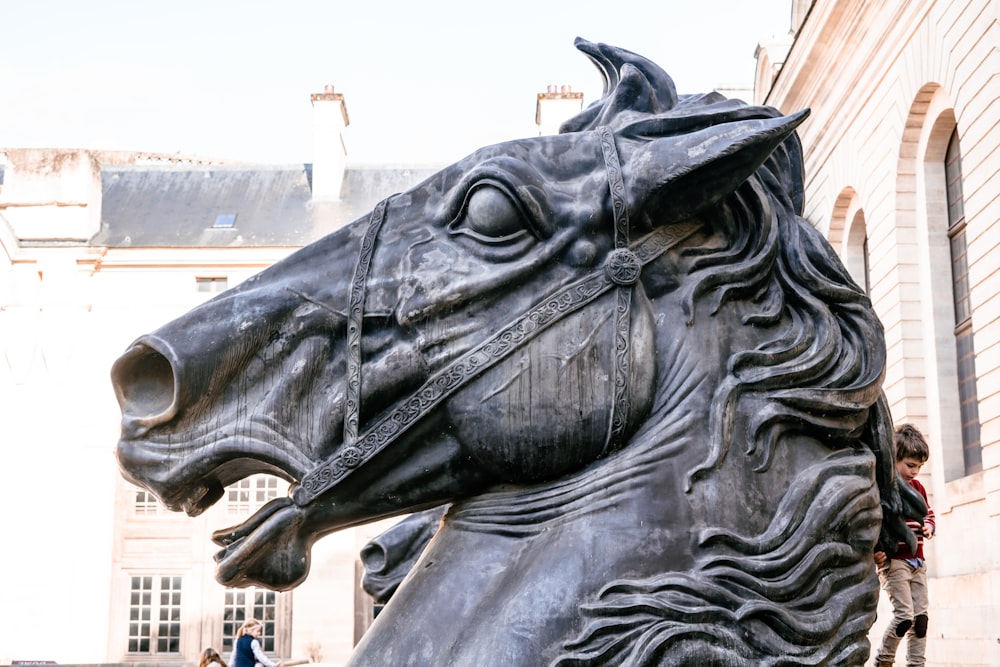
[875,559,929,667]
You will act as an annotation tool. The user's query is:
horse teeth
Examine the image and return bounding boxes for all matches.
[181,484,210,516]
[183,480,221,515]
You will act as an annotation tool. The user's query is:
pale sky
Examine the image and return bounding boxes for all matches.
[0,0,792,166]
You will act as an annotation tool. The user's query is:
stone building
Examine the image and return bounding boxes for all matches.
[756,1,1000,664]
[0,85,581,665]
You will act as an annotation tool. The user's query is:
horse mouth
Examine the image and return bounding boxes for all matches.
[209,495,309,588]
[176,477,227,516]
[212,494,291,548]
[117,434,307,516]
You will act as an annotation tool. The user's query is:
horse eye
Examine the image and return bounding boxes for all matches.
[452,185,529,244]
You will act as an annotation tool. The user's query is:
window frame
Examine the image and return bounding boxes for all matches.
[944,127,982,476]
[126,574,183,656]
[196,276,229,293]
[227,474,283,515]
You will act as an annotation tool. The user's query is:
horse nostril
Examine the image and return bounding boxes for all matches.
[360,542,388,574]
[111,342,178,438]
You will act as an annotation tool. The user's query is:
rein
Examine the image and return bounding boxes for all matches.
[293,128,702,507]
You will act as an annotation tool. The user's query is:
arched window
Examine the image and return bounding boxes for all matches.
[830,188,869,296]
[945,128,982,474]
[846,209,870,295]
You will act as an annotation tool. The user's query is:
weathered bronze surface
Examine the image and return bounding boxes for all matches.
[112,39,919,665]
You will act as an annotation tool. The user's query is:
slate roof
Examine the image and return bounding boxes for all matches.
[94,163,440,248]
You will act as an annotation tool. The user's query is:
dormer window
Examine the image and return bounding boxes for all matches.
[213,213,237,228]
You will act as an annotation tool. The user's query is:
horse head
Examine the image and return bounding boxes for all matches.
[112,39,907,664]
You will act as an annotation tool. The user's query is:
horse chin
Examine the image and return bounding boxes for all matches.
[211,496,311,590]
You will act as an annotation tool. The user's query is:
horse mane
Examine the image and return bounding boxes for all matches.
[683,170,885,484]
[550,40,900,666]
[555,450,881,666]
[567,39,890,491]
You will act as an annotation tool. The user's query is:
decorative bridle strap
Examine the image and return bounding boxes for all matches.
[344,198,390,448]
[597,125,634,455]
[293,129,702,507]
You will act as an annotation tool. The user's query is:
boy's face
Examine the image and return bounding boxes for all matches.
[896,456,925,481]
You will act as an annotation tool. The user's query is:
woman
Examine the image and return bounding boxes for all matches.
[232,619,281,667]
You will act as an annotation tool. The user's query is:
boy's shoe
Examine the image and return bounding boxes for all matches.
[874,662,893,667]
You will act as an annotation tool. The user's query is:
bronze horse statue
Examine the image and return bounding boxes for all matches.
[112,39,917,665]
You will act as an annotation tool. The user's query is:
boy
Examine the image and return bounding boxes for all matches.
[873,423,936,667]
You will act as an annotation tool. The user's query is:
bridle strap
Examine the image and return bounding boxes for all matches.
[292,129,702,506]
[344,197,390,449]
[597,125,633,455]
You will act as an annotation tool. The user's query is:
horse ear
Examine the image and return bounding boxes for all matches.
[631,109,810,223]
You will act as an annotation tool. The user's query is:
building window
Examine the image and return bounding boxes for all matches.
[222,588,278,653]
[196,277,229,293]
[128,575,182,654]
[945,128,982,475]
[213,213,237,228]
[843,205,870,296]
[228,475,281,515]
[134,489,160,515]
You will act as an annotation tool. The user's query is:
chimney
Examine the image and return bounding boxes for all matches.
[311,85,350,200]
[0,149,103,241]
[535,84,584,136]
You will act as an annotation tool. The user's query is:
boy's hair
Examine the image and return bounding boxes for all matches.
[894,423,930,462]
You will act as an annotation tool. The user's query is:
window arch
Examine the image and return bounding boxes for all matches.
[899,83,982,481]
[830,188,870,295]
